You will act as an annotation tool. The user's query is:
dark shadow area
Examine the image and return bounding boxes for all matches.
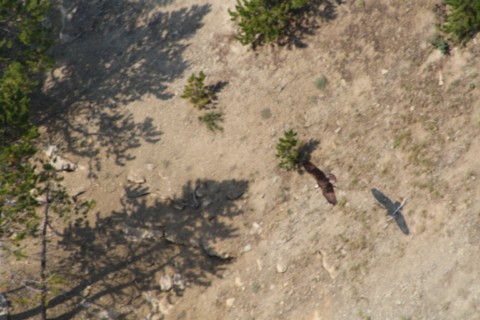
[280,0,340,49]
[206,81,229,97]
[9,178,248,320]
[31,0,211,174]
[298,139,321,163]
[371,188,409,235]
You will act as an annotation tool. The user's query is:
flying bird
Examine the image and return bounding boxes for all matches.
[303,160,337,205]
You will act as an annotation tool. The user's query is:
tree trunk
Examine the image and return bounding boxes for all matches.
[40,186,49,320]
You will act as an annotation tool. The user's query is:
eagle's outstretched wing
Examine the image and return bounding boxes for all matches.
[303,161,337,205]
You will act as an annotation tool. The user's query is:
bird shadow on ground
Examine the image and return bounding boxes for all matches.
[9,178,249,320]
[371,188,410,235]
[31,0,211,176]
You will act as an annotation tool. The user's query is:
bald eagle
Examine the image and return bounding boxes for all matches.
[303,160,337,205]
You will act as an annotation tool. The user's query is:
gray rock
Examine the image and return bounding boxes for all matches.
[127,171,146,184]
[123,225,163,242]
[200,238,231,260]
[0,293,7,320]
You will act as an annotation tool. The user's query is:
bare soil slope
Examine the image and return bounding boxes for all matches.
[5,0,480,319]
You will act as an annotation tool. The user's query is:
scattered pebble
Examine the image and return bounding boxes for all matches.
[276,261,288,273]
[257,259,263,271]
[234,277,243,287]
[241,244,252,253]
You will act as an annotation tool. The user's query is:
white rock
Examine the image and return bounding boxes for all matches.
[173,273,185,290]
[159,275,173,291]
[50,155,77,171]
[241,244,252,253]
[234,277,243,287]
[318,250,338,280]
[257,259,263,271]
[226,298,235,308]
[276,261,288,273]
[44,145,58,158]
[381,69,388,75]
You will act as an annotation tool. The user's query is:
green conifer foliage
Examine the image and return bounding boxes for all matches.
[441,0,480,44]
[276,129,302,171]
[229,0,310,47]
[181,71,215,110]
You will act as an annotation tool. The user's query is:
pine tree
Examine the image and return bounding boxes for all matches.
[441,0,480,44]
[229,0,310,47]
[276,129,302,171]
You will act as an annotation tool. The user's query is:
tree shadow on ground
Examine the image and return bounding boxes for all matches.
[9,178,248,320]
[32,0,211,175]
[371,188,410,235]
[298,139,320,163]
[296,139,320,174]
[280,0,341,48]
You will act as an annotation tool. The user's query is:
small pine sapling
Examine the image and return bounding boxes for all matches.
[429,34,450,55]
[181,71,215,109]
[276,129,302,171]
[275,131,337,204]
[199,112,224,132]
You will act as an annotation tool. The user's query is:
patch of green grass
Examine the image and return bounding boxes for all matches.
[252,282,261,293]
[449,79,461,90]
[393,130,412,149]
[338,197,347,208]
[260,107,272,119]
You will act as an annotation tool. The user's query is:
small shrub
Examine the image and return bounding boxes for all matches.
[429,34,450,54]
[276,129,302,170]
[181,71,214,109]
[229,0,310,47]
[314,75,328,91]
[199,112,223,132]
[440,0,480,44]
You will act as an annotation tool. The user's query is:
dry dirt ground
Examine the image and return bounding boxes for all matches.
[4,0,480,319]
